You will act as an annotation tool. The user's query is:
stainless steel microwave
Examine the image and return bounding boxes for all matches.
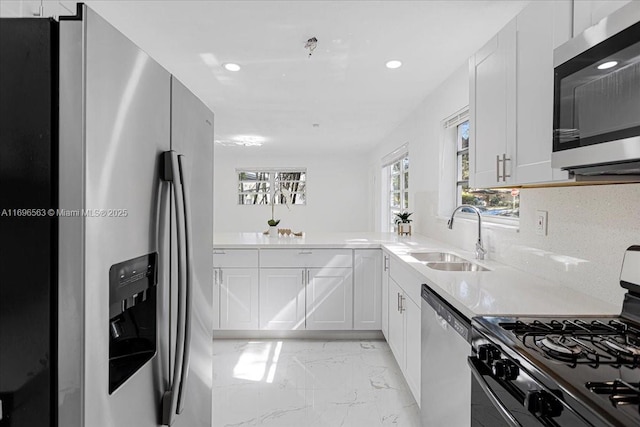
[552,2,640,176]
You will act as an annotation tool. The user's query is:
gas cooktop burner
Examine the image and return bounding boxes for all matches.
[602,338,640,357]
[540,335,583,359]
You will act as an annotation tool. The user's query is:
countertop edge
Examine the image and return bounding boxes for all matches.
[213,232,620,319]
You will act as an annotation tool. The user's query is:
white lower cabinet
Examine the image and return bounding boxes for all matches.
[387,277,421,405]
[306,268,353,330]
[381,252,390,339]
[388,278,405,364]
[354,249,382,330]
[258,249,354,331]
[218,268,259,330]
[404,296,421,403]
[259,269,305,330]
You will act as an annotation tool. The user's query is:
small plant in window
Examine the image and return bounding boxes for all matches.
[394,211,413,224]
[394,212,413,236]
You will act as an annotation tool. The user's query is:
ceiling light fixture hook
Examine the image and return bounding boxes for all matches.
[305,37,318,58]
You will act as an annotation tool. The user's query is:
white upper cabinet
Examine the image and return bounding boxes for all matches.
[470,2,574,187]
[469,18,517,188]
[514,1,571,184]
[573,0,633,36]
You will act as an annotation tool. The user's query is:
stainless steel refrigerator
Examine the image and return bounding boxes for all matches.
[1,4,214,427]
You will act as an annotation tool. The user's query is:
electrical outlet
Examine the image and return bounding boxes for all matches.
[536,210,548,236]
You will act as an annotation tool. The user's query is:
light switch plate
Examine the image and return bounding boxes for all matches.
[536,210,548,236]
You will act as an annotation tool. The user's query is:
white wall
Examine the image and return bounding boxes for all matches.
[370,62,640,307]
[369,64,470,232]
[214,148,372,233]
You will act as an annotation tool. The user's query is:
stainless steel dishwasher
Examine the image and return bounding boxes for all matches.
[421,284,471,427]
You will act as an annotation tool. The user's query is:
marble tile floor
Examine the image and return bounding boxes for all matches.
[212,339,421,427]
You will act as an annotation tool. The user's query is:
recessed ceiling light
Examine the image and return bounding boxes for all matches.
[223,63,241,72]
[385,60,402,69]
[597,61,618,70]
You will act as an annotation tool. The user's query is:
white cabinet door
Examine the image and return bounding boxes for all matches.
[381,252,390,339]
[404,296,421,405]
[259,269,305,330]
[469,18,516,188]
[354,249,382,330]
[514,1,570,184]
[213,269,220,330]
[219,268,259,329]
[306,268,353,330]
[387,278,405,369]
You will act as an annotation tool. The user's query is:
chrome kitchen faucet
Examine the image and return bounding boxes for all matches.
[448,205,487,260]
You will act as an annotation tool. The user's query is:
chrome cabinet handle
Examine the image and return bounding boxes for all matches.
[468,357,522,426]
[400,295,405,313]
[299,250,313,255]
[176,154,193,415]
[397,292,401,312]
[502,153,511,182]
[496,153,511,182]
[384,256,389,271]
[214,269,217,285]
[161,151,187,426]
[213,250,226,255]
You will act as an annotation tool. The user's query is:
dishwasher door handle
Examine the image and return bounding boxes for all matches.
[468,357,522,427]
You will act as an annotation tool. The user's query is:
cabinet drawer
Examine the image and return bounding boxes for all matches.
[389,257,422,305]
[260,249,352,268]
[213,249,259,268]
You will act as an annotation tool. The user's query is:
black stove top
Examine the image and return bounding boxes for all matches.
[470,246,640,427]
[474,315,640,426]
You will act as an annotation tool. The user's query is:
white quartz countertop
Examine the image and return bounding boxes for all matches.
[213,232,619,319]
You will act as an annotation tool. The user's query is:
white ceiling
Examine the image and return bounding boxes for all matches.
[80,0,529,154]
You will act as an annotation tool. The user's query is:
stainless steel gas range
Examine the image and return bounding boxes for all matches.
[469,246,640,426]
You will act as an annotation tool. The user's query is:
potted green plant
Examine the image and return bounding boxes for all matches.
[267,188,290,236]
[394,211,413,236]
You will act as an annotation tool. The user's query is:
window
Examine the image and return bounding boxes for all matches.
[237,169,306,205]
[383,153,409,232]
[455,120,519,218]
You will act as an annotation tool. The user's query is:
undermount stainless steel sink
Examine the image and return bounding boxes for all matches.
[409,252,466,263]
[425,261,490,272]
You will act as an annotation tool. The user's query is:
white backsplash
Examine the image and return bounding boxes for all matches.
[416,183,640,307]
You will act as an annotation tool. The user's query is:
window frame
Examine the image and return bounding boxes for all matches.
[382,152,409,233]
[448,114,520,225]
[237,168,307,206]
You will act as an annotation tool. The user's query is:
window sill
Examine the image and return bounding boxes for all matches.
[435,213,520,232]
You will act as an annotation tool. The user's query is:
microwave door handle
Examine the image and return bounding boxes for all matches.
[176,154,193,414]
[468,357,522,427]
[161,151,187,426]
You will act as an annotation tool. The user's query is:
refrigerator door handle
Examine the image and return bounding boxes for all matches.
[161,151,188,426]
[176,154,193,414]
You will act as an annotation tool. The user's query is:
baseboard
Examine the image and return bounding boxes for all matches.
[212,329,385,340]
